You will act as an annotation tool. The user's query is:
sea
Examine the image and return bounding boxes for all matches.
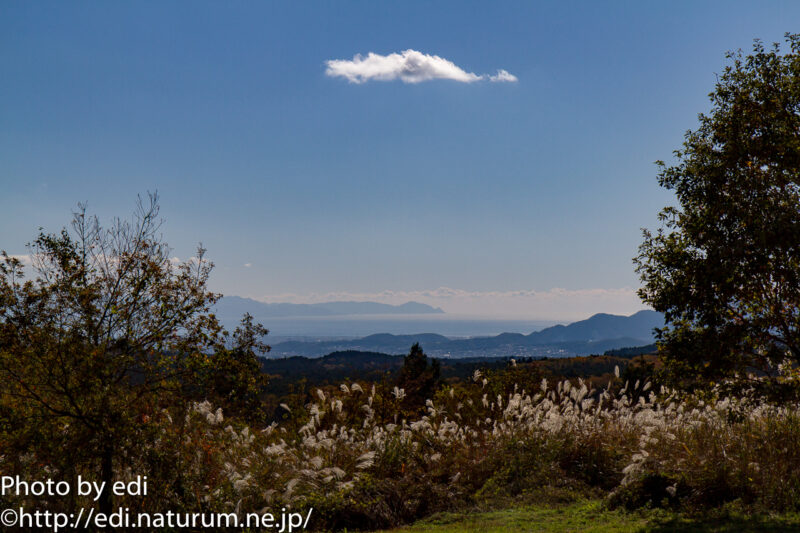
[252,314,561,343]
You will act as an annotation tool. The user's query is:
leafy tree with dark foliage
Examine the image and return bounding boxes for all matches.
[196,312,270,422]
[397,343,440,414]
[0,194,268,514]
[635,34,800,385]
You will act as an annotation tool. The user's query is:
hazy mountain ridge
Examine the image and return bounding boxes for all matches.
[524,310,663,344]
[215,296,444,319]
[268,310,663,358]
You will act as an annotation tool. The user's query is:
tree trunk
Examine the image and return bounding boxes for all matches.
[99,441,114,522]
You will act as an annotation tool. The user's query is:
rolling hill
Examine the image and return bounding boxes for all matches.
[267,310,663,358]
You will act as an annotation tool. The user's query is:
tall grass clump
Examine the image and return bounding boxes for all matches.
[3,364,800,530]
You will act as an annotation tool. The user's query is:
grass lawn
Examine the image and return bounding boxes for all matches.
[378,500,800,533]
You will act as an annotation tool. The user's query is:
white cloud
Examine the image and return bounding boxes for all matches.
[253,286,645,322]
[325,49,517,84]
[6,253,185,270]
[243,263,253,268]
[5,254,33,265]
[489,69,518,83]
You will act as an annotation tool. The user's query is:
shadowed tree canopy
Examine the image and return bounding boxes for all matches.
[196,312,271,421]
[0,193,268,513]
[397,342,440,413]
[635,34,800,384]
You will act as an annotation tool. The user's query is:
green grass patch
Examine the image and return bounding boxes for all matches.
[378,500,800,533]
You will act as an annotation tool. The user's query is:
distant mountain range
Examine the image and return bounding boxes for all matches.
[268,310,664,358]
[215,296,444,320]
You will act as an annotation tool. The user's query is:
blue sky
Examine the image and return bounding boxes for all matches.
[2,1,798,320]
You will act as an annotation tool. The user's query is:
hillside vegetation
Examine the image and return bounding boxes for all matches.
[258,348,657,419]
[5,352,800,531]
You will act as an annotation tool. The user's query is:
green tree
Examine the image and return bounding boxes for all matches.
[0,194,267,513]
[195,312,270,422]
[635,35,800,384]
[397,343,440,414]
